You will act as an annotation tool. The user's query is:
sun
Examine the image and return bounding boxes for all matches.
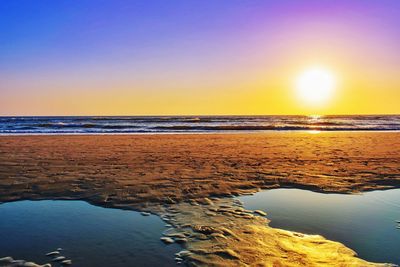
[295,67,336,106]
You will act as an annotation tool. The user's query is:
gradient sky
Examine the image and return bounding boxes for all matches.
[1,0,399,115]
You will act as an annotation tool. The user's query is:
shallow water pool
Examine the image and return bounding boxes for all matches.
[239,188,400,265]
[0,200,180,266]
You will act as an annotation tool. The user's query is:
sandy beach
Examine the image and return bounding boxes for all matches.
[1,132,399,266]
[1,132,399,204]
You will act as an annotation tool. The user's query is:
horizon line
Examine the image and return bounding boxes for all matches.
[1,114,399,117]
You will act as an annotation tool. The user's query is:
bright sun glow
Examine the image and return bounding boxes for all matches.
[295,67,336,106]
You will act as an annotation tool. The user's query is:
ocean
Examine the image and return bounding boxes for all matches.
[0,115,399,134]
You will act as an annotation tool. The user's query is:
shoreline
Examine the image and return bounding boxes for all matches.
[1,130,400,136]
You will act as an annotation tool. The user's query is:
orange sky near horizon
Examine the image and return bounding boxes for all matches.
[2,52,399,116]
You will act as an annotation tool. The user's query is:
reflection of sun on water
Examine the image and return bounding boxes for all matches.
[308,114,322,134]
[309,114,322,120]
[308,130,321,134]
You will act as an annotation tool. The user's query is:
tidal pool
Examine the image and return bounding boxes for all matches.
[0,200,180,267]
[239,188,400,265]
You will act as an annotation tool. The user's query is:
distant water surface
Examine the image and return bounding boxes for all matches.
[239,189,400,265]
[0,200,180,267]
[1,115,399,134]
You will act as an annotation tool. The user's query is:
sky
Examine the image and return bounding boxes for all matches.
[1,0,399,115]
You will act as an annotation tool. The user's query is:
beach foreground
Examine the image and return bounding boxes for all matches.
[1,132,399,266]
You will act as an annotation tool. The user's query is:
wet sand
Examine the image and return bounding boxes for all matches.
[158,197,388,267]
[1,132,399,266]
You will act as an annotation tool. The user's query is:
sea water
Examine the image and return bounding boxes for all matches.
[1,115,400,134]
[0,200,180,267]
[239,188,400,264]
